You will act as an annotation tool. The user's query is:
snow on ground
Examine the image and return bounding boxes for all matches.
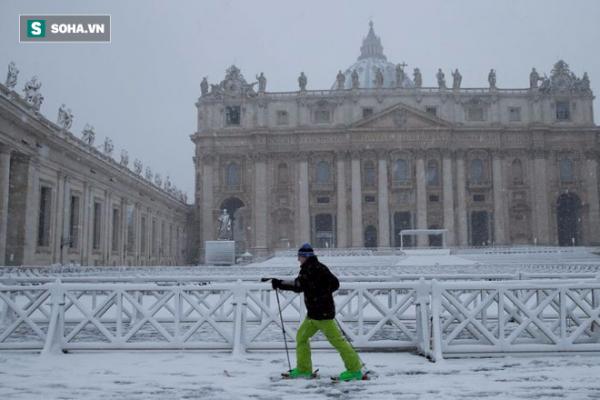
[395,255,476,266]
[1,351,599,399]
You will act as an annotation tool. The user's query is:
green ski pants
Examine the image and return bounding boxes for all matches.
[296,318,362,373]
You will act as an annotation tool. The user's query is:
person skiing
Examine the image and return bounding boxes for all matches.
[270,243,364,381]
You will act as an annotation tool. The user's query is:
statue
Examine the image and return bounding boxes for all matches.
[488,69,497,89]
[452,69,462,89]
[336,70,345,90]
[164,175,171,191]
[133,159,143,174]
[154,173,162,187]
[81,124,95,146]
[103,137,114,156]
[120,149,129,167]
[5,62,18,89]
[298,72,307,91]
[57,104,73,130]
[351,69,359,89]
[395,63,406,87]
[436,68,446,89]
[529,68,540,89]
[200,77,209,96]
[374,67,384,88]
[413,68,422,88]
[256,72,267,93]
[217,209,232,240]
[23,76,43,111]
[145,167,153,181]
[580,72,591,90]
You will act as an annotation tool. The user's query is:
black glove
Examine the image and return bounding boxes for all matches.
[271,278,282,290]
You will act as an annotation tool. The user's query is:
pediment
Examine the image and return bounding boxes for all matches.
[352,102,452,129]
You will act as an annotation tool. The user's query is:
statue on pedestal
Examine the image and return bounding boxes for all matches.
[57,104,73,130]
[217,209,232,240]
[5,62,19,89]
[120,149,129,167]
[374,67,384,88]
[81,124,95,146]
[133,159,143,174]
[200,77,209,96]
[256,72,267,93]
[103,137,114,157]
[23,76,43,111]
[336,70,345,90]
[529,68,540,89]
[452,69,462,89]
[351,69,359,89]
[488,69,497,89]
[413,68,422,88]
[298,72,307,91]
[395,63,406,87]
[436,68,446,89]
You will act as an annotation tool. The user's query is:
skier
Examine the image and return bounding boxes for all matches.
[270,243,364,381]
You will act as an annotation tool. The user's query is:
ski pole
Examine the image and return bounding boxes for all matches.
[275,288,292,373]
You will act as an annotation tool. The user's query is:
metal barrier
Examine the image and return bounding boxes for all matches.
[1,279,599,360]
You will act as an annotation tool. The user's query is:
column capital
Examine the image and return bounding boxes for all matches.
[454,149,466,159]
[375,149,389,160]
[349,149,362,159]
[200,152,216,164]
[492,149,507,159]
[0,144,13,155]
[530,148,549,159]
[249,152,268,163]
[413,148,427,159]
[335,149,351,161]
[441,148,454,159]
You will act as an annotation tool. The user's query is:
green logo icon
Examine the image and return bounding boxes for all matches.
[27,19,46,37]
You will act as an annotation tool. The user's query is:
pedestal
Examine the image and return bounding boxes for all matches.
[205,240,235,265]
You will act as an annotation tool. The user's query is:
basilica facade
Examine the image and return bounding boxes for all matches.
[193,23,600,258]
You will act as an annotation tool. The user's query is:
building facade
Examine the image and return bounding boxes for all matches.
[0,79,190,266]
[193,23,600,258]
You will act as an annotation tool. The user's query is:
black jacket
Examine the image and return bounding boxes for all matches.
[278,256,339,320]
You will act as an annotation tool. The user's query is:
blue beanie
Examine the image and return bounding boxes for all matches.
[297,243,315,257]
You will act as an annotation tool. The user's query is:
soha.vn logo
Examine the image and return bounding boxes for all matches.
[27,19,46,37]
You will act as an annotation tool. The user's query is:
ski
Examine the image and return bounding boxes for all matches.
[272,369,319,381]
[330,370,373,382]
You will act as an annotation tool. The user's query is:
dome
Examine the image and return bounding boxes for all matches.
[331,22,414,90]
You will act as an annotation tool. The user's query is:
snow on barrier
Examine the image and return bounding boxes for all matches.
[1,279,599,360]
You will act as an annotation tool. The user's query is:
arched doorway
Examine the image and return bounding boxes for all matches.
[428,225,442,247]
[470,211,489,246]
[364,225,377,248]
[314,214,334,248]
[556,193,581,246]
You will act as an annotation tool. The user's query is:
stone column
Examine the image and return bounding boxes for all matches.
[201,155,215,251]
[253,154,268,254]
[532,150,550,244]
[351,152,363,247]
[455,150,468,246]
[0,146,11,265]
[22,157,39,265]
[585,152,600,245]
[377,153,390,248]
[442,150,455,246]
[415,151,427,247]
[53,171,65,263]
[297,154,310,244]
[336,152,348,248]
[492,151,507,245]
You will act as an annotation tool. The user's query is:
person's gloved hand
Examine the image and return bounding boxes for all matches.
[271,278,282,290]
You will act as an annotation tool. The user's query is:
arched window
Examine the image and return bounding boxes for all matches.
[277,163,289,185]
[364,160,376,187]
[426,160,439,186]
[316,161,331,184]
[393,159,409,182]
[226,162,240,188]
[470,158,484,184]
[559,159,574,182]
[511,159,523,184]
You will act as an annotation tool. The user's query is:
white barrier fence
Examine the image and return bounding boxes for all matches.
[1,279,599,360]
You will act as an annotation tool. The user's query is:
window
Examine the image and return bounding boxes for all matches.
[429,194,439,202]
[556,101,570,121]
[317,196,330,204]
[473,194,485,202]
[509,107,521,122]
[37,186,52,247]
[69,195,80,249]
[393,159,409,183]
[511,159,523,184]
[314,109,331,123]
[112,208,120,252]
[426,160,439,186]
[276,110,289,125]
[559,158,574,182]
[470,159,484,184]
[364,161,376,187]
[316,161,331,184]
[467,107,485,121]
[425,106,437,116]
[364,195,375,203]
[140,216,147,255]
[126,204,135,254]
[226,162,241,189]
[225,106,241,126]
[92,202,102,250]
[277,163,289,185]
[362,107,374,119]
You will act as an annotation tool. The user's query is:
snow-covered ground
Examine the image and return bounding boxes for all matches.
[1,351,600,399]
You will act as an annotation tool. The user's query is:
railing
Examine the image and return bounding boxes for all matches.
[2,279,599,360]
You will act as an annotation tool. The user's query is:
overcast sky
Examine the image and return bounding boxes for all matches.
[2,0,599,199]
